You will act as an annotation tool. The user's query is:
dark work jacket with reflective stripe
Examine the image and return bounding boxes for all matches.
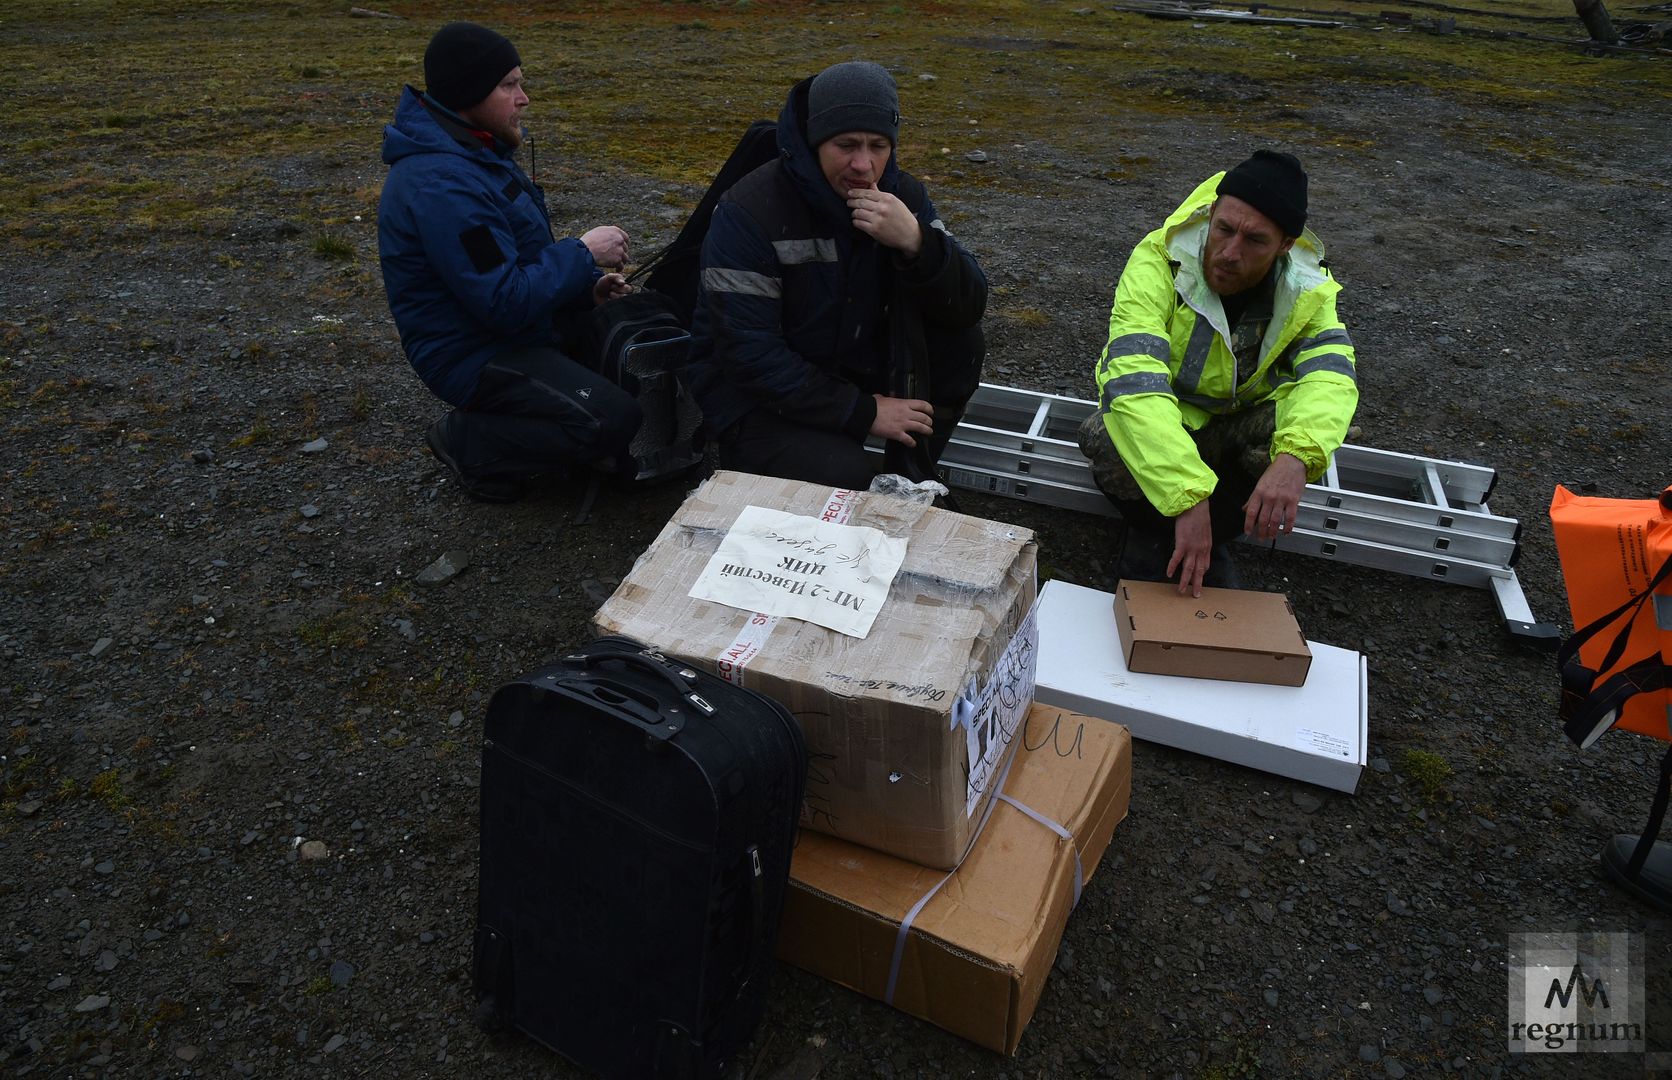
[377,86,599,406]
[686,77,987,439]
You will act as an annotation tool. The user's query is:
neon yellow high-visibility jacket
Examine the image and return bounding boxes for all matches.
[1091,173,1358,518]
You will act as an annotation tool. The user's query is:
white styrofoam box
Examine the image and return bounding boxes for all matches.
[1035,579,1368,793]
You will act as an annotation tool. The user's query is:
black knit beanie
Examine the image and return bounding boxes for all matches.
[424,22,521,112]
[806,61,901,147]
[1217,150,1308,238]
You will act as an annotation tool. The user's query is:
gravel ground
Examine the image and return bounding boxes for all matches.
[3,5,1672,1079]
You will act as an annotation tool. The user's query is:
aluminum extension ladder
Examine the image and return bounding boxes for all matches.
[911,383,1557,643]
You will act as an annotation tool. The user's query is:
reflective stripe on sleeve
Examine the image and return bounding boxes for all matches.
[1106,332,1171,365]
[701,267,782,298]
[1099,370,1176,407]
[1293,351,1358,381]
[770,238,838,265]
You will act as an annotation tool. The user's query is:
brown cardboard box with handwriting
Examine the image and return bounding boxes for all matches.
[776,703,1132,1054]
[592,471,1038,870]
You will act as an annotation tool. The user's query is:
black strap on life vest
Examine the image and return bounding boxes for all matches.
[1556,551,1672,749]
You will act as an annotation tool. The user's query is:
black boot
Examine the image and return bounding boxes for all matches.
[1115,525,1173,584]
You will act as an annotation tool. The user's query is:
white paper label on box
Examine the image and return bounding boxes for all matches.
[689,505,907,638]
[962,602,1039,817]
[1297,727,1354,760]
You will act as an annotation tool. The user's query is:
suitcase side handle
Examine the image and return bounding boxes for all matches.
[560,648,716,727]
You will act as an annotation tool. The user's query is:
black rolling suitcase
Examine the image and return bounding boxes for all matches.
[473,636,806,1079]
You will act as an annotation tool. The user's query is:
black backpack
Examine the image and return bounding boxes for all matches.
[634,119,781,326]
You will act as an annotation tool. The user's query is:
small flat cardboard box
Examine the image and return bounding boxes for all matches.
[1113,578,1312,686]
[777,702,1131,1055]
[1038,579,1366,793]
[593,471,1038,870]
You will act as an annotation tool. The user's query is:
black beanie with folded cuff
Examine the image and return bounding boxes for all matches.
[424,22,521,112]
[1216,150,1309,239]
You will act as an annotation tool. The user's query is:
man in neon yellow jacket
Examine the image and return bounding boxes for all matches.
[1077,151,1357,597]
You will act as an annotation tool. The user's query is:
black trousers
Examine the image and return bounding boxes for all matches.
[436,346,642,483]
[718,401,964,490]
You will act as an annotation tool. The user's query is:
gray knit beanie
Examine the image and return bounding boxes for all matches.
[806,61,901,147]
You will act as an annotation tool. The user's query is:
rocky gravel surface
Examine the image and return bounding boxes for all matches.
[4,8,1672,1080]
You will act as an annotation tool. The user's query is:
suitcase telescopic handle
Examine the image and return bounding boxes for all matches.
[560,648,716,725]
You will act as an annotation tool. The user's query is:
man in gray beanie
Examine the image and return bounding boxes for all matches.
[376,22,640,503]
[683,61,988,488]
[1076,151,1359,596]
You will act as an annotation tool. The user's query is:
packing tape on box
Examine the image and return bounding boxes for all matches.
[881,751,1085,1006]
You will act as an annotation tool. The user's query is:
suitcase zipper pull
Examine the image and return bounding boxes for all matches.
[686,692,715,716]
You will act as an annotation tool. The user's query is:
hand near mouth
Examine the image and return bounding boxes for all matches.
[846,188,922,258]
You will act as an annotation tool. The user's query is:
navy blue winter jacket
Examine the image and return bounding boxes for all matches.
[686,77,987,439]
[378,86,599,407]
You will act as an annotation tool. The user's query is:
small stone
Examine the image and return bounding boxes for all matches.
[74,994,111,1012]
[16,799,42,817]
[299,840,330,861]
[1370,757,1391,773]
[89,637,114,657]
[416,551,470,585]
[301,438,328,454]
[1292,792,1323,813]
[917,73,936,82]
[96,950,117,972]
[300,504,320,519]
[47,975,72,990]
[1386,892,1410,917]
[240,830,260,846]
[329,960,355,987]
[1263,989,1279,1007]
[1383,1059,1406,1079]
[448,711,464,729]
[1423,986,1444,1006]
[965,149,988,163]
[1359,1044,1381,1063]
[192,449,215,464]
[323,1033,346,1054]
[580,576,619,607]
[94,860,114,875]
[176,1045,200,1062]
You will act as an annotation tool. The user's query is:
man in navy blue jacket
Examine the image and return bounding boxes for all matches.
[378,22,641,502]
[685,61,987,489]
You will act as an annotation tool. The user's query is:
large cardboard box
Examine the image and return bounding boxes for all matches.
[1039,579,1366,793]
[777,702,1131,1055]
[1114,578,1312,686]
[593,471,1038,870]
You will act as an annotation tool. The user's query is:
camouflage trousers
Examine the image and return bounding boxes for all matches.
[1075,400,1278,507]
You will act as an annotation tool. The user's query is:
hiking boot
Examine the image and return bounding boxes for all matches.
[1115,526,1173,584]
[1202,543,1243,590]
[425,417,524,504]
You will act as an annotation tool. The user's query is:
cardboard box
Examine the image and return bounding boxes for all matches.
[1113,578,1312,686]
[593,471,1038,870]
[1038,579,1366,793]
[777,702,1131,1055]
